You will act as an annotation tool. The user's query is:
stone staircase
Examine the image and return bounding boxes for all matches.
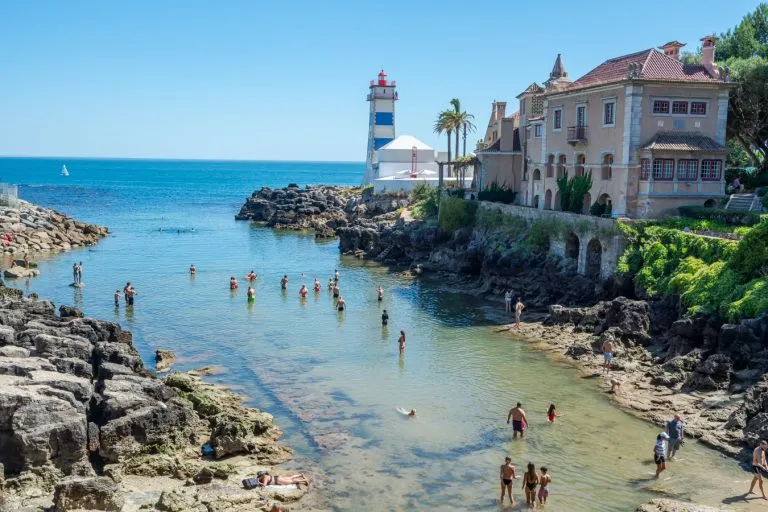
[724,193,761,211]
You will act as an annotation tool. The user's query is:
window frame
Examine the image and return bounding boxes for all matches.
[701,159,722,181]
[652,100,670,115]
[534,124,542,138]
[640,159,651,180]
[602,100,616,127]
[576,104,587,128]
[671,101,688,115]
[552,108,563,131]
[652,158,674,181]
[690,101,707,115]
[676,159,698,181]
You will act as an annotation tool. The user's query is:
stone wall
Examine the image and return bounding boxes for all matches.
[478,201,626,280]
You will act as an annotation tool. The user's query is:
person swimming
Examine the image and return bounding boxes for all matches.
[247,286,255,301]
[396,407,416,417]
[299,284,308,298]
[230,276,238,290]
[336,296,346,311]
[377,286,383,301]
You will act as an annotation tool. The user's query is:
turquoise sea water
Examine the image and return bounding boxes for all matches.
[0,157,756,511]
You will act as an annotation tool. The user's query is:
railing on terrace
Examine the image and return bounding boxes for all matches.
[567,126,588,143]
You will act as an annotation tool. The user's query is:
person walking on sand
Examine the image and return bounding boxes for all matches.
[654,432,669,478]
[189,264,196,275]
[499,456,518,505]
[504,290,513,313]
[749,439,768,499]
[507,402,529,439]
[602,336,614,374]
[398,330,406,354]
[522,462,539,508]
[666,414,685,460]
[514,297,525,329]
[537,467,551,505]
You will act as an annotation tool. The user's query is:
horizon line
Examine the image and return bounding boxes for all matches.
[0,154,366,165]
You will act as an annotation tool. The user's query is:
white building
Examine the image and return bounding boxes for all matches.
[372,135,456,193]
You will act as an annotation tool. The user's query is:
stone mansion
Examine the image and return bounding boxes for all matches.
[476,36,732,218]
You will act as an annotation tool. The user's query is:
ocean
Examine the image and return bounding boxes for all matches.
[0,157,752,511]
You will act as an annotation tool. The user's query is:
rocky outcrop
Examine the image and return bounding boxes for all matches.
[0,201,108,257]
[0,292,297,509]
[155,349,175,373]
[236,184,407,238]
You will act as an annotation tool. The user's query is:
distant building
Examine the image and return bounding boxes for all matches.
[371,135,444,193]
[475,101,522,194]
[479,36,733,218]
[364,70,398,184]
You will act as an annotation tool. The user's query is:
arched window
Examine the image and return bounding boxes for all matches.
[601,154,613,180]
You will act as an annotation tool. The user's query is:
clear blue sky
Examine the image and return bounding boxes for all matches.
[0,0,759,161]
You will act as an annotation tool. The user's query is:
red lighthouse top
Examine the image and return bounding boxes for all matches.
[371,69,395,87]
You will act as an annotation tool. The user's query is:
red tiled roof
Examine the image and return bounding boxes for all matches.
[506,111,521,120]
[564,49,719,92]
[640,132,727,152]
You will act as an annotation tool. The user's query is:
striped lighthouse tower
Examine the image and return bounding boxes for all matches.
[364,70,398,184]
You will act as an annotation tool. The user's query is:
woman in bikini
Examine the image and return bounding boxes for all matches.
[398,330,406,354]
[257,472,309,487]
[313,279,321,293]
[522,462,539,508]
[537,466,551,505]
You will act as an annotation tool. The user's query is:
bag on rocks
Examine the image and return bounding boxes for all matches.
[242,477,260,490]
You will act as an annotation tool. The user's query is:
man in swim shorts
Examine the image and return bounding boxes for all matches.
[499,456,517,505]
[507,402,529,439]
[602,336,614,374]
[749,439,768,499]
[280,275,288,290]
[537,466,551,504]
[514,297,525,329]
[381,309,389,326]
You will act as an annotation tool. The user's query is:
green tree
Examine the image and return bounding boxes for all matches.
[556,173,571,211]
[725,56,768,165]
[434,110,454,178]
[717,3,768,60]
[568,171,593,214]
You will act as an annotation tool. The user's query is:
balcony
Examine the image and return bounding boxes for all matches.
[567,126,588,144]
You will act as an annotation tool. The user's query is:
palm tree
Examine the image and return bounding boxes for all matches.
[434,110,453,179]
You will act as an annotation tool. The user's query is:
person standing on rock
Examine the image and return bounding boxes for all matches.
[499,456,518,505]
[654,432,669,477]
[514,298,525,329]
[505,290,513,313]
[749,439,768,499]
[72,263,78,285]
[507,403,529,439]
[602,336,614,374]
[281,275,289,290]
[76,261,83,284]
[666,414,684,460]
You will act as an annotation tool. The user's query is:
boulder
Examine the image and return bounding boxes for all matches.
[683,354,733,392]
[209,411,275,459]
[53,476,124,511]
[635,499,722,512]
[58,305,84,318]
[3,266,39,279]
[155,349,176,373]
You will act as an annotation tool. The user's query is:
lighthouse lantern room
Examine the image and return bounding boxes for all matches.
[364,69,398,184]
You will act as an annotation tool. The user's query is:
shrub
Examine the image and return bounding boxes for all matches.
[728,220,768,279]
[726,278,768,321]
[411,183,439,219]
[568,171,593,214]
[556,173,570,211]
[678,205,763,225]
[763,193,768,209]
[526,218,562,252]
[478,183,517,204]
[439,198,477,231]
[589,200,605,217]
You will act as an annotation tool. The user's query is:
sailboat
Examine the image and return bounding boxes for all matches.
[61,165,69,177]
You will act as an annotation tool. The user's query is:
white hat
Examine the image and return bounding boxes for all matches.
[660,432,670,439]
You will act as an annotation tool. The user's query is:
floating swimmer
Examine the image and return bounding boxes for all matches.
[246,270,257,281]
[396,408,416,417]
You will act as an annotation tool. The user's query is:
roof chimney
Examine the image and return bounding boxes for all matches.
[659,41,686,61]
[495,101,507,121]
[701,35,718,75]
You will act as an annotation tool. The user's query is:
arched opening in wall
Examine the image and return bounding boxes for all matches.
[547,154,555,178]
[533,195,540,208]
[581,192,592,214]
[704,198,717,208]
[586,238,602,279]
[554,190,561,211]
[565,232,579,260]
[544,189,553,210]
[533,169,541,181]
[597,193,613,217]
[575,154,586,177]
[602,154,614,180]
[557,155,567,179]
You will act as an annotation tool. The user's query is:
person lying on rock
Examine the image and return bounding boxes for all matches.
[257,472,309,487]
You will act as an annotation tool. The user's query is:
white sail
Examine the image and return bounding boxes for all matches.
[61,165,69,176]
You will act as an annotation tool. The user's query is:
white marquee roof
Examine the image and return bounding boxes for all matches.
[380,135,433,151]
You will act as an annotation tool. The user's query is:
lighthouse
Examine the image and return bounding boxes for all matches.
[364,70,398,184]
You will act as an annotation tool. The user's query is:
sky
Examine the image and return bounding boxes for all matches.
[0,0,760,161]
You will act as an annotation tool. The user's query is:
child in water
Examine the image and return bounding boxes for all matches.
[547,404,557,423]
[377,286,383,301]
[114,290,121,307]
[229,276,238,290]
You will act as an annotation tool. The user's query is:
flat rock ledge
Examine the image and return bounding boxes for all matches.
[636,499,724,512]
[0,290,304,512]
[0,200,109,257]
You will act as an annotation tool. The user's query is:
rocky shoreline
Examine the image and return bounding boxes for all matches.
[0,201,109,280]
[0,288,308,511]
